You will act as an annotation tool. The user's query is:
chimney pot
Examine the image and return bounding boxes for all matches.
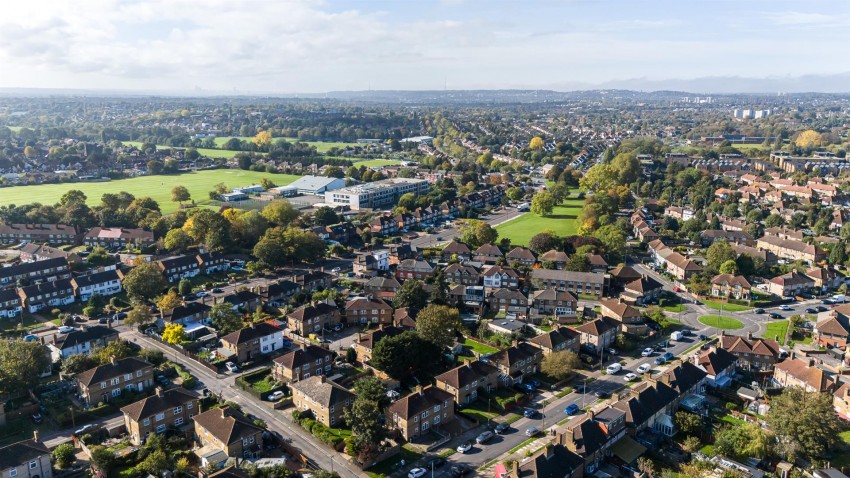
[747,331,753,340]
[110,355,116,365]
[33,430,39,442]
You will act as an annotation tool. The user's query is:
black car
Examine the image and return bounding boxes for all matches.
[594,390,610,399]
[426,457,446,469]
[754,308,765,314]
[768,312,783,319]
[805,308,818,314]
[681,329,693,336]
[450,465,473,478]
[698,334,710,341]
[816,306,828,312]
[212,288,224,293]
[494,422,510,434]
[98,317,114,324]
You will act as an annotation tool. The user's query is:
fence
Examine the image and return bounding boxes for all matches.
[234,366,286,400]
[148,334,221,374]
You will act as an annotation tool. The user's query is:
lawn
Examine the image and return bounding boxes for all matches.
[123,141,246,159]
[279,137,362,153]
[464,338,499,355]
[351,159,403,168]
[366,444,423,478]
[703,300,752,312]
[0,169,301,214]
[661,303,687,313]
[698,315,744,330]
[765,320,789,344]
[496,199,583,246]
[0,314,50,333]
[459,400,500,423]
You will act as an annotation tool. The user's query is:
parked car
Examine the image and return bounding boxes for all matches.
[594,390,610,399]
[636,363,651,374]
[607,347,618,355]
[779,304,793,311]
[769,312,783,319]
[426,458,446,469]
[58,325,75,334]
[494,422,511,434]
[606,363,622,374]
[654,356,667,365]
[74,424,96,436]
[805,308,818,314]
[816,306,828,312]
[525,427,540,436]
[196,291,208,298]
[624,373,638,382]
[641,347,654,357]
[212,288,224,293]
[98,317,113,324]
[225,362,239,373]
[267,390,285,402]
[698,334,710,341]
[662,352,675,361]
[449,465,473,477]
[754,308,765,314]
[456,441,473,454]
[408,468,427,478]
[523,408,539,419]
[564,404,580,416]
[476,431,495,444]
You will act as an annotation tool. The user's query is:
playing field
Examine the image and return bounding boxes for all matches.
[123,141,244,159]
[351,159,402,168]
[495,198,583,246]
[0,170,301,214]
[213,136,361,153]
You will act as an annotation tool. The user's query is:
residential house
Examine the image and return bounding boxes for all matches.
[197,252,230,275]
[17,278,75,313]
[121,387,199,445]
[493,444,584,478]
[487,288,529,314]
[539,250,569,269]
[0,438,52,478]
[528,327,580,355]
[0,289,23,319]
[271,344,334,383]
[693,348,737,388]
[363,276,401,300]
[444,263,481,286]
[608,266,644,288]
[611,379,680,437]
[0,257,71,286]
[221,290,262,312]
[435,360,499,406]
[161,302,212,326]
[556,407,627,474]
[220,322,285,363]
[834,382,850,421]
[599,299,645,335]
[621,276,663,305]
[506,247,537,267]
[257,280,301,307]
[76,357,154,406]
[344,297,393,325]
[84,227,155,248]
[731,243,776,265]
[71,269,122,301]
[806,267,843,293]
[529,289,577,323]
[387,386,455,440]
[772,356,835,393]
[448,284,486,307]
[575,317,619,351]
[47,325,119,361]
[286,302,340,336]
[473,244,503,265]
[710,274,752,301]
[193,406,265,459]
[587,255,608,273]
[157,255,201,283]
[0,223,79,245]
[482,266,520,290]
[441,241,472,262]
[700,230,753,246]
[395,259,435,281]
[767,271,815,297]
[815,306,850,349]
[352,326,405,363]
[388,243,417,266]
[326,222,358,244]
[290,375,354,427]
[719,331,781,374]
[530,270,605,298]
[369,215,398,236]
[19,243,81,263]
[487,342,544,386]
[757,235,825,264]
[291,270,334,290]
[662,251,702,281]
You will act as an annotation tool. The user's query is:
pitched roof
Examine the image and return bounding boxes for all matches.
[539,250,569,262]
[0,257,69,281]
[514,444,584,478]
[775,358,834,392]
[71,269,121,289]
[711,274,752,289]
[610,265,642,281]
[355,326,405,351]
[442,241,471,254]
[289,376,354,407]
[365,276,401,289]
[273,345,332,370]
[120,387,197,421]
[528,327,579,350]
[816,315,850,337]
[387,386,453,419]
[506,247,536,261]
[696,348,737,376]
[530,288,576,303]
[192,406,264,446]
[287,303,338,322]
[474,244,503,256]
[530,269,605,284]
[163,302,211,321]
[51,325,118,350]
[720,334,781,357]
[76,357,152,387]
[599,299,641,320]
[488,342,541,368]
[574,317,619,336]
[345,297,393,311]
[435,360,498,389]
[221,322,282,346]
[0,439,50,469]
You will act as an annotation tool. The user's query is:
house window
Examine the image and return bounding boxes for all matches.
[143,418,150,426]
[156,424,166,433]
[136,370,143,377]
[174,406,182,415]
[174,417,184,426]
[111,378,120,385]
[29,462,37,470]
[156,412,165,421]
[10,469,17,477]
[100,382,106,389]
[249,436,254,444]
[111,389,121,397]
[187,402,193,409]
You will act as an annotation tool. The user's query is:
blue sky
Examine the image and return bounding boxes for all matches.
[0,0,847,93]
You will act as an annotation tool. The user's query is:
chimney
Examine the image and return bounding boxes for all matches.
[299,342,307,350]
[747,331,753,341]
[33,430,39,442]
[511,460,519,477]
[416,385,423,396]
[464,358,472,368]
[790,351,796,360]
[110,355,116,366]
[220,406,230,418]
[155,386,163,397]
[544,443,554,459]
[320,375,326,383]
[587,409,595,421]
[775,335,780,343]
[720,330,726,337]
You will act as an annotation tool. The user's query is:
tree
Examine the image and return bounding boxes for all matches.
[565,253,590,272]
[766,387,841,459]
[393,279,428,311]
[178,279,193,296]
[579,164,618,192]
[261,201,300,227]
[371,331,441,379]
[507,187,524,202]
[156,290,183,311]
[794,129,822,149]
[531,190,555,217]
[253,226,327,266]
[415,305,462,350]
[0,340,51,394]
[123,262,167,300]
[163,228,192,252]
[253,130,273,148]
[636,457,655,478]
[540,350,580,381]
[92,340,134,365]
[343,397,384,457]
[171,185,191,206]
[161,323,185,344]
[458,219,498,248]
[682,435,702,453]
[719,259,738,275]
[593,224,626,258]
[529,137,544,150]
[59,189,87,207]
[138,449,170,475]
[528,231,560,253]
[52,443,76,469]
[89,446,117,472]
[313,206,339,226]
[548,183,570,204]
[397,193,417,211]
[829,242,847,266]
[353,376,390,408]
[124,304,152,327]
[715,422,773,460]
[674,411,702,436]
[61,353,98,375]
[706,240,736,271]
[209,303,243,335]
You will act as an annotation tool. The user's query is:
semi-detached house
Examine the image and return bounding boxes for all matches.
[530,269,605,298]
[18,278,75,313]
[71,269,123,301]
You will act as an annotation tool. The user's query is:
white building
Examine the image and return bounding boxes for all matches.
[233,185,264,194]
[287,176,347,195]
[324,178,429,210]
[71,269,123,301]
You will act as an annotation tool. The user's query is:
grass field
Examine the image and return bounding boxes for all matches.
[123,141,245,159]
[496,198,583,246]
[351,159,402,168]
[703,300,752,312]
[698,315,744,330]
[0,170,301,214]
[765,320,789,344]
[279,137,361,153]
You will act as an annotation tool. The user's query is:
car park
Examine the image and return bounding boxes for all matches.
[564,404,580,415]
[476,431,495,444]
[408,468,427,478]
[636,363,651,374]
[225,362,239,373]
[624,372,638,382]
[495,422,511,434]
[641,347,654,357]
[456,441,473,453]
[525,427,540,436]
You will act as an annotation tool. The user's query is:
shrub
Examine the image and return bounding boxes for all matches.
[52,443,76,468]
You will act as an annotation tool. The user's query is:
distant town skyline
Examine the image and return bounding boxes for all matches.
[2,0,849,94]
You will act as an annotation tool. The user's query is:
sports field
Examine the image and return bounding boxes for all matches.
[123,141,244,159]
[213,136,361,153]
[0,170,301,214]
[495,197,583,246]
[351,159,402,168]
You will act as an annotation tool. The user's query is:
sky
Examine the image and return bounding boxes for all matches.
[0,0,848,94]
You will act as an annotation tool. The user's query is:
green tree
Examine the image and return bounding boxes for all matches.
[89,446,117,473]
[92,340,134,365]
[209,304,242,335]
[458,219,498,248]
[540,350,580,380]
[343,398,384,457]
[507,187,524,202]
[393,279,428,311]
[531,190,555,217]
[52,443,77,469]
[706,240,736,271]
[0,339,51,394]
[178,279,193,296]
[674,411,702,436]
[829,242,847,266]
[353,376,390,408]
[61,353,98,375]
[579,163,618,192]
[528,231,560,253]
[415,305,462,350]
[593,224,626,258]
[124,303,152,327]
[123,262,167,300]
[161,323,185,344]
[766,387,841,459]
[313,207,339,226]
[163,228,192,252]
[261,200,300,227]
[397,193,417,210]
[371,331,441,379]
[548,183,570,204]
[719,259,738,275]
[565,253,590,272]
[171,185,191,205]
[138,450,170,475]
[59,189,87,207]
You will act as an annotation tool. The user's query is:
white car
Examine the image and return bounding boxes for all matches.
[331,267,342,273]
[636,363,651,374]
[779,304,793,311]
[408,468,427,478]
[58,325,75,334]
[605,363,622,374]
[624,373,638,382]
[196,291,208,297]
[225,362,239,373]
[267,390,285,401]
[641,347,654,357]
[456,441,473,454]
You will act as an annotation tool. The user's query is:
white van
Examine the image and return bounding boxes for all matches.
[670,331,684,341]
[606,363,622,374]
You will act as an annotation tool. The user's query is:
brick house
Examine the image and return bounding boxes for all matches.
[529,289,577,322]
[473,244,503,265]
[772,356,835,393]
[290,375,354,427]
[193,406,265,459]
[539,250,569,269]
[443,263,481,286]
[220,322,285,363]
[286,302,340,336]
[482,266,520,290]
[271,344,334,383]
[442,241,472,262]
[530,270,604,298]
[387,386,455,440]
[344,297,394,325]
[767,271,815,297]
[710,274,752,301]
[505,247,537,267]
[527,327,580,355]
[395,259,435,281]
[599,299,645,335]
[0,438,53,478]
[17,278,75,313]
[84,227,154,248]
[156,255,201,283]
[76,357,154,406]
[121,387,199,445]
[434,359,499,406]
[487,342,543,386]
[574,317,619,351]
[719,331,781,375]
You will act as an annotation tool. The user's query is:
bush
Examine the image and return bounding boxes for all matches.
[52,443,76,468]
[725,402,737,411]
[83,306,97,318]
